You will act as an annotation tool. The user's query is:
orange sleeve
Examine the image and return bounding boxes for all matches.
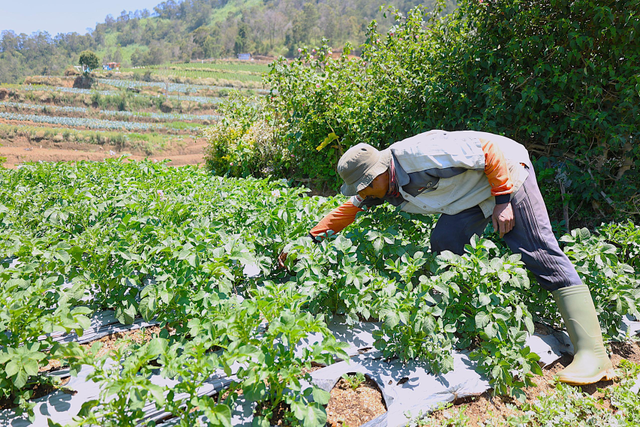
[480,138,513,198]
[310,201,362,239]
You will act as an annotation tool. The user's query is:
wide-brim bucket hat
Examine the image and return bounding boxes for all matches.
[337,143,391,196]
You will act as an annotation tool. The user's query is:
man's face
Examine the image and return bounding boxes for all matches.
[357,171,389,200]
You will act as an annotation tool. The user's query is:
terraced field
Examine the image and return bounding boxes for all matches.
[0,60,268,168]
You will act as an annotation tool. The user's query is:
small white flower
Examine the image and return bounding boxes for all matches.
[271,189,281,198]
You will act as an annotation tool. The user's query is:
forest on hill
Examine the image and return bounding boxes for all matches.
[0,0,456,83]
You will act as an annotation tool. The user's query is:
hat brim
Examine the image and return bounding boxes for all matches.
[340,160,389,196]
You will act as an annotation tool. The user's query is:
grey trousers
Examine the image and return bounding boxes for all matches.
[430,166,582,292]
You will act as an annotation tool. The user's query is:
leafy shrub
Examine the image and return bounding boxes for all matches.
[257,0,640,225]
[204,94,290,178]
[598,220,640,270]
[282,207,542,397]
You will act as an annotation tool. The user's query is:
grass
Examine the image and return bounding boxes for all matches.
[208,0,263,24]
[124,67,265,82]
[171,62,271,73]
[415,356,640,427]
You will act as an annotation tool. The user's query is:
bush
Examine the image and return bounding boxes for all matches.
[204,95,290,179]
[258,0,639,226]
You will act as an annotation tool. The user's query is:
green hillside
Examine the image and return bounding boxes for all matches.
[0,0,457,83]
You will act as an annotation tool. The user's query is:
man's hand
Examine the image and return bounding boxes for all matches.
[277,252,288,269]
[492,202,515,238]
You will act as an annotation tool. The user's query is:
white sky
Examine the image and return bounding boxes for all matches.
[0,0,163,36]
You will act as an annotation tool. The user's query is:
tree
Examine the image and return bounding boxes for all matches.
[78,50,99,73]
[234,21,254,55]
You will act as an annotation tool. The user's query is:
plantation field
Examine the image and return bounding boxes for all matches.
[0,160,638,426]
[0,60,269,169]
[0,50,639,425]
[121,60,271,83]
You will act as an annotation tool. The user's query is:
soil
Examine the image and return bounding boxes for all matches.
[0,136,207,168]
[80,325,164,358]
[326,375,387,427]
[320,339,640,427]
[426,339,640,426]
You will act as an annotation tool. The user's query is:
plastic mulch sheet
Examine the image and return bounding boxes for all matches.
[2,312,639,426]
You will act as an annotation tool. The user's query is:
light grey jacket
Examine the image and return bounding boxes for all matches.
[352,130,531,218]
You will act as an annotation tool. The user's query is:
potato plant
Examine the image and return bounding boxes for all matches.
[0,160,638,423]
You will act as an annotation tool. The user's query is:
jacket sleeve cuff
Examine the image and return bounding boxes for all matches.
[495,194,511,205]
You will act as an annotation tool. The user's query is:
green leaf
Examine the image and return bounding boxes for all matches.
[382,310,399,328]
[5,360,19,377]
[484,322,497,339]
[115,303,136,325]
[316,132,339,152]
[208,404,232,427]
[23,359,39,376]
[55,250,70,263]
[524,316,535,335]
[478,293,491,307]
[147,383,166,406]
[475,311,490,328]
[292,401,327,426]
[0,352,12,364]
[312,386,331,405]
[244,381,266,402]
[13,369,28,389]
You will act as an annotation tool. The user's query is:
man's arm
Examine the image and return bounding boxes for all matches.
[481,138,515,238]
[278,198,364,268]
[309,199,363,241]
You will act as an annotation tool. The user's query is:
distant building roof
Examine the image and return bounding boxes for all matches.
[237,53,252,60]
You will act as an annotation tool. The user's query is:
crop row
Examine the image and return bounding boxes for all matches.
[0,123,186,155]
[0,111,206,133]
[21,85,116,96]
[127,67,264,83]
[19,85,225,105]
[98,78,235,94]
[0,160,638,425]
[169,61,271,74]
[0,101,221,122]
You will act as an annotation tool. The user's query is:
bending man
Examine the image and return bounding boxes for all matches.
[307,129,613,385]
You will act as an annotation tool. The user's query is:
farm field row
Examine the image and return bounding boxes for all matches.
[0,62,268,167]
[0,160,639,426]
[166,60,271,73]
[0,101,221,123]
[0,111,203,133]
[19,85,226,105]
[0,121,206,168]
[121,61,271,83]
[101,69,266,89]
[1,87,222,118]
[98,78,239,95]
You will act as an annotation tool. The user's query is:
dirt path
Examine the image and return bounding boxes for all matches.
[0,137,207,168]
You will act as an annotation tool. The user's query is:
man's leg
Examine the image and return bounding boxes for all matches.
[430,206,491,255]
[503,168,581,291]
[503,166,613,385]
